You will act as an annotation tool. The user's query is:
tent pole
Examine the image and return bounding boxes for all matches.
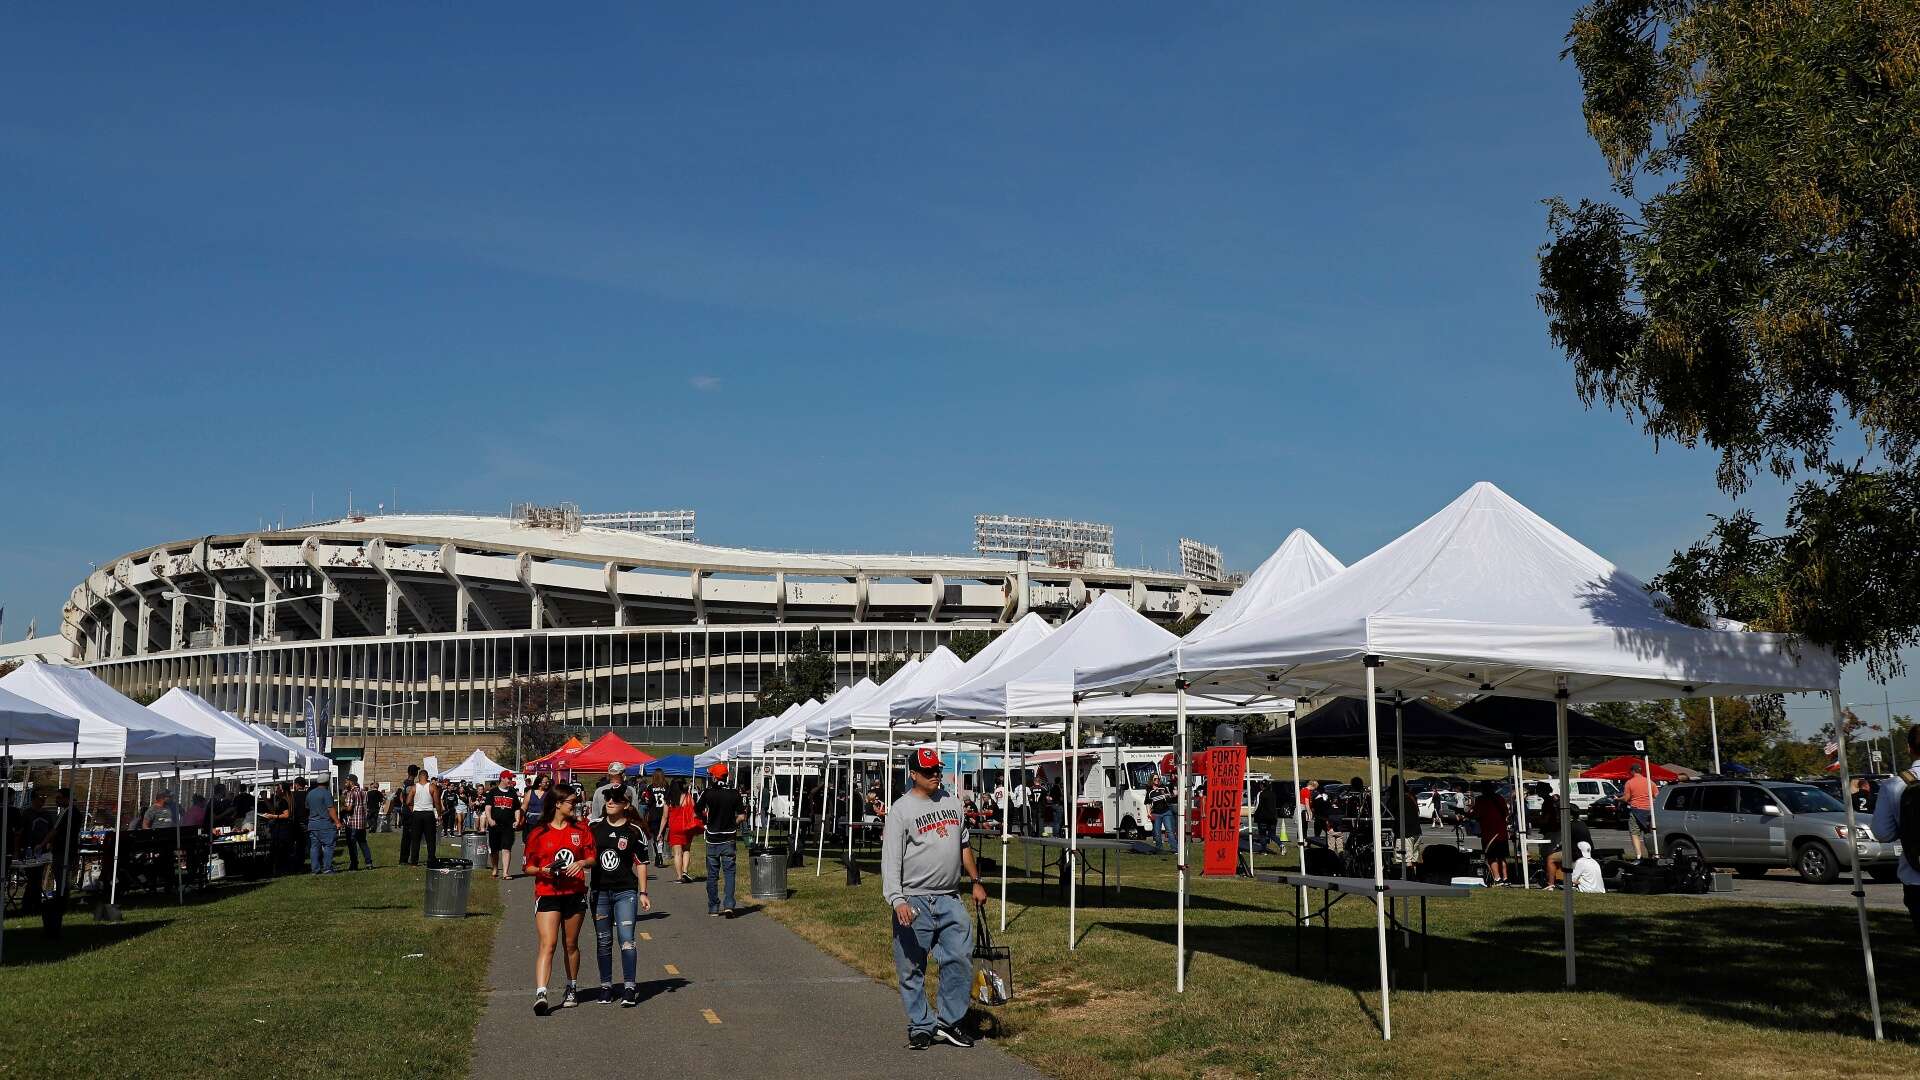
[1174,679,1189,993]
[844,727,855,877]
[174,760,184,904]
[1,738,9,964]
[1068,698,1080,951]
[1708,697,1721,775]
[1362,659,1390,1040]
[1830,691,1884,1040]
[1288,704,1307,923]
[1001,715,1010,932]
[108,754,127,917]
[1515,755,1529,890]
[1556,681,1575,988]
[1643,750,1660,856]
[883,727,893,807]
[815,741,829,875]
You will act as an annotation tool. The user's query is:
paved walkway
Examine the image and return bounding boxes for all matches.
[470,865,1045,1079]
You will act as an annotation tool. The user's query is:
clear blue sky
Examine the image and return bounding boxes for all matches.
[1,5,1909,734]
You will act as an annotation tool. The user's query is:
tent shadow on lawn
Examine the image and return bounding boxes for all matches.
[1,918,166,967]
[1102,902,1913,1041]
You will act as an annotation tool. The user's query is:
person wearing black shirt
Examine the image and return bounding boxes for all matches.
[696,765,747,917]
[264,783,296,874]
[484,773,524,880]
[644,781,670,869]
[588,787,651,1006]
[290,778,312,872]
[1544,805,1594,889]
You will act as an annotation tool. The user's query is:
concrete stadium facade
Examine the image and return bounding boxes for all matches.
[66,514,1230,754]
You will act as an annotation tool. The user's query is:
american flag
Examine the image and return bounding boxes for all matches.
[1823,740,1839,756]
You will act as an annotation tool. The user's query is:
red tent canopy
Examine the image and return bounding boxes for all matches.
[1581,755,1681,782]
[564,732,656,774]
[523,737,585,773]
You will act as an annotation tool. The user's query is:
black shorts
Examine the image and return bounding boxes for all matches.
[488,826,515,853]
[1485,837,1510,862]
[536,892,587,917]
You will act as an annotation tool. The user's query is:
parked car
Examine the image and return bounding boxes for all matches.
[1583,794,1633,831]
[1657,779,1903,884]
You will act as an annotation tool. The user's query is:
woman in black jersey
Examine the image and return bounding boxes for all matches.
[589,786,651,1005]
[484,772,523,880]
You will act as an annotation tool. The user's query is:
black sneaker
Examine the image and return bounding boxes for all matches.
[560,987,579,1009]
[908,1031,934,1051]
[533,991,550,1017]
[596,984,617,1005]
[622,984,640,1008]
[933,1024,974,1048]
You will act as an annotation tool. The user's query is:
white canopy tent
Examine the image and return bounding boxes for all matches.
[248,723,330,775]
[1078,482,1861,1039]
[887,612,1057,724]
[936,593,1271,945]
[148,688,297,770]
[0,662,220,913]
[697,702,800,767]
[0,686,84,965]
[444,748,513,783]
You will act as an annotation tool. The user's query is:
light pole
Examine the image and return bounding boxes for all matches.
[163,589,327,723]
[348,695,421,782]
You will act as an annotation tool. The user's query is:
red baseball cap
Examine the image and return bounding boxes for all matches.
[709,763,728,779]
[499,770,514,780]
[910,747,943,773]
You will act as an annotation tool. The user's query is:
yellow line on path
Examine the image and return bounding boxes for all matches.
[664,963,680,975]
[701,1009,721,1025]
[639,932,652,940]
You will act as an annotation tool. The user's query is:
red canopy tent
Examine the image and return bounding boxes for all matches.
[1581,755,1681,782]
[523,737,585,774]
[564,732,656,775]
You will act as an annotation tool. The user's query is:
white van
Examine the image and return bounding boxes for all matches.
[1030,746,1174,839]
[1539,776,1621,813]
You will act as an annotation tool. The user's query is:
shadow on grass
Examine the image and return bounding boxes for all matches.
[0,918,166,966]
[1104,902,1913,1040]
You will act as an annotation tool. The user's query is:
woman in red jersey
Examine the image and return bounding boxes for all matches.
[522,786,595,1015]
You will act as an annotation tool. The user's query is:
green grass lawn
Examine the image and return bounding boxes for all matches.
[766,838,1920,1078]
[1,833,499,1080]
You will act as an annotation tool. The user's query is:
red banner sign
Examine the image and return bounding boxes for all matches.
[1200,746,1245,876]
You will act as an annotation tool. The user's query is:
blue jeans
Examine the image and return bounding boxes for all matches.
[890,893,972,1035]
[308,825,337,874]
[1152,811,1175,851]
[1253,820,1278,853]
[346,827,373,869]
[593,889,639,986]
[706,839,737,913]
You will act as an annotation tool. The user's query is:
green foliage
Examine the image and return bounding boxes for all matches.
[944,628,997,662]
[1541,0,1920,676]
[871,652,909,683]
[755,628,838,718]
[493,674,572,764]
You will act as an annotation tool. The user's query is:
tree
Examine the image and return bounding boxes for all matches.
[0,660,18,679]
[1540,1,1920,676]
[944,629,997,662]
[493,674,572,767]
[755,629,838,718]
[871,652,909,683]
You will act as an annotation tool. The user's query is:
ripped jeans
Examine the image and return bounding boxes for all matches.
[592,889,639,986]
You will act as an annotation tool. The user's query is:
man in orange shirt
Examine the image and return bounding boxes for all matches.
[1622,763,1655,860]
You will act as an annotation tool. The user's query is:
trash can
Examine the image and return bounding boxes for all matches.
[424,858,473,918]
[461,832,489,864]
[749,844,788,901]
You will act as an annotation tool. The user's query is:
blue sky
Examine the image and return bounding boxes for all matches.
[1,5,1910,734]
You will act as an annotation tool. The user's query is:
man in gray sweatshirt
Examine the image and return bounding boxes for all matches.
[882,746,990,1050]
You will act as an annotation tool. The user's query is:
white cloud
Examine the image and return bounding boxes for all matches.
[689,375,722,391]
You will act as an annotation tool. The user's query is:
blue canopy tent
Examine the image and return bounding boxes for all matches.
[631,754,696,777]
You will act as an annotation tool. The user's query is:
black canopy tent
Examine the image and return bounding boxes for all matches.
[1452,696,1642,758]
[1248,696,1510,758]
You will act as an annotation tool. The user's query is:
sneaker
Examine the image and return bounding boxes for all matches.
[678,875,693,885]
[597,984,617,1004]
[560,987,579,1009]
[622,984,640,1008]
[533,990,550,1017]
[723,908,736,919]
[933,1024,974,1048]
[907,1031,934,1051]
[709,909,721,917]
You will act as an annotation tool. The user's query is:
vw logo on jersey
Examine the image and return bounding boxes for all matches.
[599,849,621,872]
[552,849,576,868]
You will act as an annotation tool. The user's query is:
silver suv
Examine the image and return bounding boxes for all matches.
[1656,780,1903,884]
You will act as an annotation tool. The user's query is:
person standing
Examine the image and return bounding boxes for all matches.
[1472,781,1511,886]
[263,782,296,874]
[589,763,632,822]
[588,786,651,1005]
[305,778,340,875]
[484,771,524,880]
[402,766,442,866]
[362,782,384,837]
[881,747,990,1050]
[1870,724,1920,932]
[290,778,312,871]
[523,786,595,1015]
[1147,773,1176,853]
[342,775,374,871]
[645,779,670,868]
[695,764,746,917]
[519,775,547,877]
[1252,779,1280,857]
[1622,763,1655,861]
[665,778,700,884]
[35,787,81,939]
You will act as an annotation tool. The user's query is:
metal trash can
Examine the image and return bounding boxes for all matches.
[424,858,473,918]
[749,844,788,901]
[461,832,490,864]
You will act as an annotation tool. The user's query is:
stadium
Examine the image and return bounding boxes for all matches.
[60,506,1231,774]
